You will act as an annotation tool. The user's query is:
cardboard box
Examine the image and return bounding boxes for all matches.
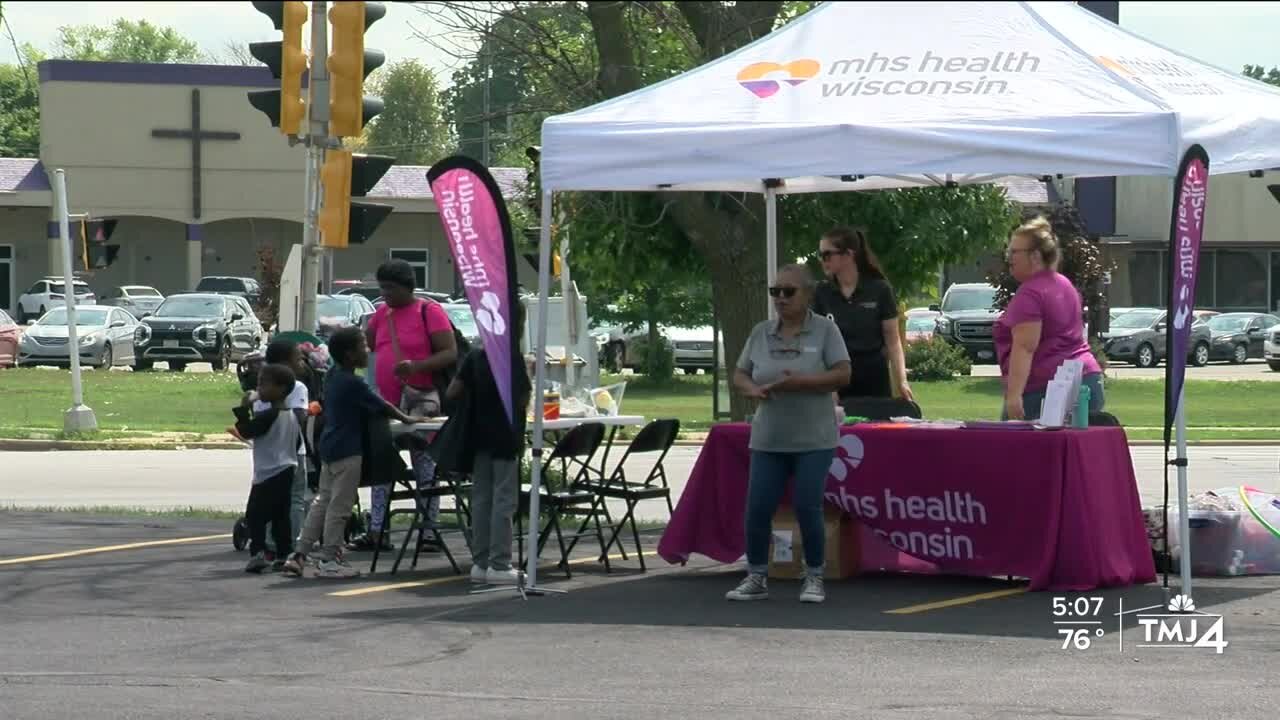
[767,506,861,580]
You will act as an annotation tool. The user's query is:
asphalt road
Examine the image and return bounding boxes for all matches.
[2,445,1277,519]
[1,512,1278,720]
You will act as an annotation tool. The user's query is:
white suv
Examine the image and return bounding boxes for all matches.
[1265,322,1280,372]
[17,278,96,323]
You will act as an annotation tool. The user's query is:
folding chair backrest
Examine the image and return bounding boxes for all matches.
[840,396,923,421]
[549,422,606,461]
[1089,411,1122,427]
[626,419,680,456]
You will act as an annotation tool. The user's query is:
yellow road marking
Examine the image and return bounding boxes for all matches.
[329,550,660,597]
[0,534,232,566]
[884,587,1027,614]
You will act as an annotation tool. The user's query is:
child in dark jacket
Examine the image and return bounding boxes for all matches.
[233,363,302,574]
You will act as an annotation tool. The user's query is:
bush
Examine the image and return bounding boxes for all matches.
[905,337,972,381]
[629,334,675,382]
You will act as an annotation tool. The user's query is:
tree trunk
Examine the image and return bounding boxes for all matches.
[666,192,768,420]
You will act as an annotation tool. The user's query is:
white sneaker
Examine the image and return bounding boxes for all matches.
[799,575,826,603]
[486,567,521,585]
[315,558,361,579]
[725,573,768,601]
[470,565,488,584]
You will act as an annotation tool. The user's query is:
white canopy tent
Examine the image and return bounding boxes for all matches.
[520,0,1280,595]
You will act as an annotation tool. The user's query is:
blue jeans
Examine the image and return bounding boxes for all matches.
[1007,372,1106,421]
[745,449,834,577]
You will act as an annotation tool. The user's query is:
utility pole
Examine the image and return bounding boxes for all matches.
[298,0,330,334]
[52,170,97,433]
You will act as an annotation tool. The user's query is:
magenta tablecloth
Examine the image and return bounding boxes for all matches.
[658,423,1156,591]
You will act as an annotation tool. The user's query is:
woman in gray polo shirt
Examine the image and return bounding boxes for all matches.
[727,264,851,604]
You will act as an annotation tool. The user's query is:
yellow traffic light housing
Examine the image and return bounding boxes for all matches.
[328,1,386,138]
[248,1,309,135]
[319,149,395,249]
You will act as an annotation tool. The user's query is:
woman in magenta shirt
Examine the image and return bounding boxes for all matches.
[993,217,1103,421]
[348,260,457,552]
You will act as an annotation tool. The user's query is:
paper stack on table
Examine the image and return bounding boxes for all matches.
[1039,359,1084,427]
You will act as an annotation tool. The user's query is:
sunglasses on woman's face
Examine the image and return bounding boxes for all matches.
[768,286,798,299]
[819,249,848,261]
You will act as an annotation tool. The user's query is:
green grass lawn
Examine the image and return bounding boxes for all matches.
[1,367,1276,443]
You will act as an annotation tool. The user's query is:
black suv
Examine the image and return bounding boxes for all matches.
[196,276,261,309]
[932,283,1001,363]
[136,294,264,371]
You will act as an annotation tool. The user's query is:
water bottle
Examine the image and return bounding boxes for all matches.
[1074,385,1091,429]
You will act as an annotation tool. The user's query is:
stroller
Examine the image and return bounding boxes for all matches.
[230,340,366,552]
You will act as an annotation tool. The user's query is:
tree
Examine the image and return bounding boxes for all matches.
[53,19,202,63]
[361,60,452,165]
[1244,64,1280,87]
[985,202,1113,341]
[420,2,1008,418]
[0,47,41,157]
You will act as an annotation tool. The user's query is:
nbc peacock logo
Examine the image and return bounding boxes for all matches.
[736,59,821,99]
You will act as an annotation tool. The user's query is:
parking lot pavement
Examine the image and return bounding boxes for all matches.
[3,446,1275,522]
[2,511,1278,720]
[970,360,1279,381]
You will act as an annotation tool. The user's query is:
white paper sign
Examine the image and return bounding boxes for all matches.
[771,530,794,563]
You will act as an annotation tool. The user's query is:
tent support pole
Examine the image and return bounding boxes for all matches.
[765,184,778,318]
[521,190,565,597]
[1175,387,1192,601]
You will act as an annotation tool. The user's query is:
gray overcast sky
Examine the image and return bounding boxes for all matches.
[2,1,1279,88]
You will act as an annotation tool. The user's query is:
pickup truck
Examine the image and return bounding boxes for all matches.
[931,283,1001,363]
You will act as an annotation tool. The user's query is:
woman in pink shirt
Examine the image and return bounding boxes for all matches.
[994,217,1104,421]
[349,260,458,552]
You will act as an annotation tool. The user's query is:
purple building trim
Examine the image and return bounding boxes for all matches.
[38,60,309,88]
[185,224,204,243]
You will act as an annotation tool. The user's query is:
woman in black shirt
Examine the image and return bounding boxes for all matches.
[812,226,913,402]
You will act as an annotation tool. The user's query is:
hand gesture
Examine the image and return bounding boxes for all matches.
[1004,395,1025,421]
[393,360,415,379]
[899,381,915,403]
[743,383,770,401]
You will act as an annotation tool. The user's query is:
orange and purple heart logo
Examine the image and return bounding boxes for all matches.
[737,59,821,99]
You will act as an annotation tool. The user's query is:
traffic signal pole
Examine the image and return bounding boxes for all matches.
[298,0,330,335]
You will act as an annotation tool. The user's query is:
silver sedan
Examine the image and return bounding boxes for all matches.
[17,305,141,369]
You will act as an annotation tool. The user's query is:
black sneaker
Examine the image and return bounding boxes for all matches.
[281,553,306,578]
[244,552,269,574]
[345,532,392,552]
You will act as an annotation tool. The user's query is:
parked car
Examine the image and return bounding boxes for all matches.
[904,312,939,343]
[17,305,142,369]
[333,281,383,303]
[1265,321,1280,372]
[1098,307,1213,368]
[0,310,19,368]
[16,277,96,323]
[316,293,377,340]
[618,325,723,374]
[195,276,261,309]
[932,283,1000,363]
[1206,312,1280,364]
[442,301,481,348]
[100,285,165,318]
[136,293,264,372]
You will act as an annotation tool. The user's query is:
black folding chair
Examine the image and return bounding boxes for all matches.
[370,464,473,576]
[1090,411,1122,427]
[840,396,923,421]
[572,418,680,572]
[515,422,609,579]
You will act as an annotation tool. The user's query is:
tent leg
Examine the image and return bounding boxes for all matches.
[765,186,778,319]
[514,190,565,598]
[1175,388,1192,603]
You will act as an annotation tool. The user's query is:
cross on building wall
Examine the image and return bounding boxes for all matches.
[151,88,241,220]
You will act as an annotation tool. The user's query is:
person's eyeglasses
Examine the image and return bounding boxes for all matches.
[768,286,798,299]
[1005,247,1034,260]
[819,249,847,261]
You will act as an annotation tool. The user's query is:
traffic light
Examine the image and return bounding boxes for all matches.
[319,149,394,248]
[247,1,308,135]
[328,1,386,138]
[79,218,119,270]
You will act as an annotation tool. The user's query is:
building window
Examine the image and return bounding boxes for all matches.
[389,249,429,290]
[1215,249,1268,310]
[1195,251,1215,309]
[1128,250,1163,307]
[1271,251,1280,315]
